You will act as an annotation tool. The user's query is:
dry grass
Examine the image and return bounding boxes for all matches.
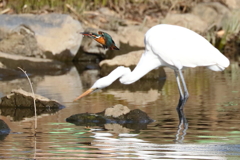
[0,0,225,20]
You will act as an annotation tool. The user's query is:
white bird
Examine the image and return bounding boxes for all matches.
[74,24,230,109]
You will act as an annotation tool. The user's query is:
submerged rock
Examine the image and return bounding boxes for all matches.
[66,104,153,131]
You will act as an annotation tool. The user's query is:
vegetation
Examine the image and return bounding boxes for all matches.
[0,0,224,19]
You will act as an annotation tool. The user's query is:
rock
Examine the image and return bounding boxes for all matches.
[0,25,43,58]
[161,13,208,33]
[0,88,65,109]
[104,104,130,118]
[0,51,68,73]
[100,50,143,67]
[225,0,240,9]
[192,2,230,29]
[0,14,83,61]
[66,104,153,130]
[221,9,240,29]
[0,119,10,135]
[99,50,166,79]
[117,26,148,47]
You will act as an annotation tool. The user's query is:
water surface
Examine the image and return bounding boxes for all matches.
[0,61,239,159]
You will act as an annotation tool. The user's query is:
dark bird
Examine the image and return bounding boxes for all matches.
[80,31,119,50]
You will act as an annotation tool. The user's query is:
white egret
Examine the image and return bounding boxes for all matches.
[74,24,230,109]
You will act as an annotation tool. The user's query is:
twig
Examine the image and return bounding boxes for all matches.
[18,67,37,136]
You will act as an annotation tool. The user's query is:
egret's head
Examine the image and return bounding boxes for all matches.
[74,66,131,101]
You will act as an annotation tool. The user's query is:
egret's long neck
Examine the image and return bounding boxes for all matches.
[120,51,161,84]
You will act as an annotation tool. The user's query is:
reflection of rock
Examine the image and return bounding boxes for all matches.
[0,119,10,140]
[0,88,64,109]
[0,14,83,61]
[104,123,130,133]
[36,67,83,102]
[80,70,100,89]
[0,107,62,121]
[105,89,161,106]
[66,104,153,131]
[0,119,10,135]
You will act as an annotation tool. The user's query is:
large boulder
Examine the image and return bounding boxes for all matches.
[0,14,83,61]
[100,50,143,67]
[192,2,230,29]
[161,13,208,33]
[117,26,148,47]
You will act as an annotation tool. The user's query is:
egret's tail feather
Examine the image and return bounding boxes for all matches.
[207,65,225,71]
[208,55,230,71]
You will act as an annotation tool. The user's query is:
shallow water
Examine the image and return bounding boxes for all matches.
[0,61,240,159]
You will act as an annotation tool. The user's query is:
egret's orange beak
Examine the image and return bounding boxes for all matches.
[74,88,94,101]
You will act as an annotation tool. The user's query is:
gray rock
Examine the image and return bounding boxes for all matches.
[0,14,83,61]
[0,25,43,58]
[192,2,230,29]
[100,50,144,67]
[117,26,148,47]
[161,13,208,33]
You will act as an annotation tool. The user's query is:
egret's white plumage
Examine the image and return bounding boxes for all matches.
[75,24,230,108]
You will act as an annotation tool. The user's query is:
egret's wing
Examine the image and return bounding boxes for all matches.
[146,25,222,69]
